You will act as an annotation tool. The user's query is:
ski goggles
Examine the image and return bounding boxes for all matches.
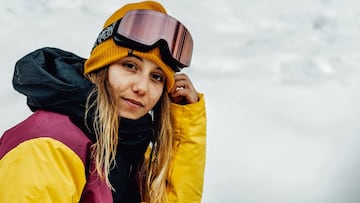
[93,9,193,72]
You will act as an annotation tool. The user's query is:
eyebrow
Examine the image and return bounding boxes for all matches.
[156,67,165,74]
[128,54,143,61]
[128,54,164,73]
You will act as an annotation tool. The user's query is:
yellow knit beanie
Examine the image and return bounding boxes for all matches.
[84,1,175,92]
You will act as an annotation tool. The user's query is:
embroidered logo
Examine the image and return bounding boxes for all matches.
[92,22,116,50]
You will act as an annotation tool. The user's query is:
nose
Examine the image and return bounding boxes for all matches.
[132,74,149,95]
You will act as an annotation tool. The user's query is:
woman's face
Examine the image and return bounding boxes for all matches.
[108,55,166,119]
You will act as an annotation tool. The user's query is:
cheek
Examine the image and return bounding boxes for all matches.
[149,85,164,107]
[108,78,119,97]
[108,69,126,95]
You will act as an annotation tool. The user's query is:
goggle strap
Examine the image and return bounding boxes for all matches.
[92,22,117,51]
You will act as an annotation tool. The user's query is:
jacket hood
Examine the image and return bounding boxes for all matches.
[13,47,94,120]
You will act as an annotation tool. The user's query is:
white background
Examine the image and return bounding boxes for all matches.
[1,0,360,202]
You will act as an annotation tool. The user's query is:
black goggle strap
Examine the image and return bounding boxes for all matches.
[91,22,117,51]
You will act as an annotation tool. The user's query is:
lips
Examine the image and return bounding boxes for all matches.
[123,98,144,107]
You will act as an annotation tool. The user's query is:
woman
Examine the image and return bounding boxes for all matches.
[0,1,206,203]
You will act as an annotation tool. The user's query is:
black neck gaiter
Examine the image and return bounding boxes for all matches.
[109,114,153,203]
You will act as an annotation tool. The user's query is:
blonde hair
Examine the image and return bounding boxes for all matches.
[85,67,173,202]
[85,68,119,188]
[139,92,173,203]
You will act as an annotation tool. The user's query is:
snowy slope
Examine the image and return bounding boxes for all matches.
[1,0,360,202]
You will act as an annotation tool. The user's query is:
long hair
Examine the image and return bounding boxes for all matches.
[85,67,174,202]
[85,68,119,189]
[139,92,174,203]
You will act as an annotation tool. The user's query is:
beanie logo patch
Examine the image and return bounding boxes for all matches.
[92,22,116,50]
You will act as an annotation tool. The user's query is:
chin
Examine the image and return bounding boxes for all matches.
[119,112,143,120]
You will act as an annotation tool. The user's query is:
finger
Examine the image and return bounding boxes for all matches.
[170,73,199,104]
[174,73,189,80]
[171,86,198,104]
[170,80,191,93]
[174,75,194,89]
[174,80,190,90]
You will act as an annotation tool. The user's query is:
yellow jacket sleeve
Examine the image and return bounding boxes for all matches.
[0,137,86,203]
[167,94,207,203]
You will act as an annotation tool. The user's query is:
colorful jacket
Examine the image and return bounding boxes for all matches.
[0,48,206,202]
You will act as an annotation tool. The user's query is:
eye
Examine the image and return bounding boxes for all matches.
[152,73,165,82]
[123,62,137,71]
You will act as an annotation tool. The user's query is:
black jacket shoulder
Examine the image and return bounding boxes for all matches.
[13,47,95,139]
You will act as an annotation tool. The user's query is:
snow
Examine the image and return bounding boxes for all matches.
[1,0,360,202]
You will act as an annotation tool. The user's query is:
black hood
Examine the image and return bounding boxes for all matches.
[13,47,93,123]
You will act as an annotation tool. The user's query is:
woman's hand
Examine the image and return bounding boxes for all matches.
[169,73,199,105]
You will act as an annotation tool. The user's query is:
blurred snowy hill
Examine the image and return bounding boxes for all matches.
[1,0,360,202]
